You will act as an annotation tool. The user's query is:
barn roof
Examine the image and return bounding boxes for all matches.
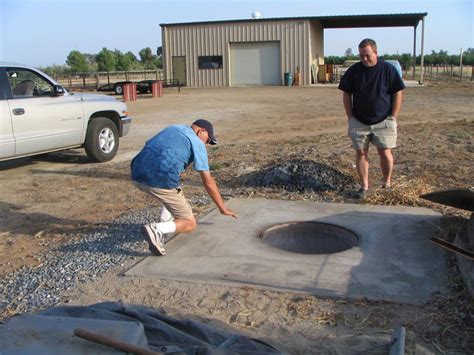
[160,13,427,28]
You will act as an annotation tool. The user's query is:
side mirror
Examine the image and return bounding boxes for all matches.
[53,85,65,96]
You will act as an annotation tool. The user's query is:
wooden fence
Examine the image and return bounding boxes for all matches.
[53,69,165,90]
[327,64,473,83]
[421,65,474,81]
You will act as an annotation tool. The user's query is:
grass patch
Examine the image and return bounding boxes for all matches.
[209,162,224,171]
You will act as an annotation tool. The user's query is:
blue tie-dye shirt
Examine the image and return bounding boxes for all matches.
[131,125,209,189]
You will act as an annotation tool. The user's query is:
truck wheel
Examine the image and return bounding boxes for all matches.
[114,84,123,95]
[84,117,119,162]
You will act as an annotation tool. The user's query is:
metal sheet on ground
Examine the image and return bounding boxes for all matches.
[420,188,474,211]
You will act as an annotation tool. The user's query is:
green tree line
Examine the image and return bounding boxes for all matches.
[41,47,163,76]
[325,48,474,69]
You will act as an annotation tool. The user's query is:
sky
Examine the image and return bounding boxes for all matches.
[1,0,473,67]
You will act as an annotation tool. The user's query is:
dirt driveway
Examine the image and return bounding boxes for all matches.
[1,81,473,353]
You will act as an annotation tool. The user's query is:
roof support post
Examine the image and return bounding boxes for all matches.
[419,16,426,84]
[412,25,417,80]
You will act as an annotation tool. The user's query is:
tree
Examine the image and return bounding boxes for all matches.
[40,64,70,76]
[139,47,156,69]
[156,46,163,57]
[84,53,97,69]
[153,56,163,69]
[125,51,138,63]
[344,48,353,57]
[96,47,117,72]
[399,53,412,70]
[66,50,89,73]
[114,50,133,71]
[464,48,474,65]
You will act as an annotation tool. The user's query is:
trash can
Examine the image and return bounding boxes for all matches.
[151,80,163,98]
[123,83,137,102]
[284,72,293,87]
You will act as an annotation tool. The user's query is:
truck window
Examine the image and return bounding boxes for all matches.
[7,68,54,98]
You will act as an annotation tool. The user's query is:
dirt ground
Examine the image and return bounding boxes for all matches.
[1,80,473,353]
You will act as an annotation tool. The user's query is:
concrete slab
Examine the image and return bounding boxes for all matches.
[126,198,448,303]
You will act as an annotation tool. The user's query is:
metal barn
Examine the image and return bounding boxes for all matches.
[160,13,427,87]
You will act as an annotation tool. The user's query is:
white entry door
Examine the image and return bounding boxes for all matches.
[230,42,281,85]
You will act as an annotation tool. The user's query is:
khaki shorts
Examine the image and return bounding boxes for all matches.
[348,116,397,150]
[133,181,194,220]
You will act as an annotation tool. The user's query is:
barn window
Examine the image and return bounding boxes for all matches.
[198,56,223,69]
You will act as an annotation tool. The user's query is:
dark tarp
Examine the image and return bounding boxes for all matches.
[39,301,281,354]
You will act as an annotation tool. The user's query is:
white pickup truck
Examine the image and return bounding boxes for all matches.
[0,63,132,162]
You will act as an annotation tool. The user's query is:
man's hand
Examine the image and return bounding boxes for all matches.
[219,207,238,219]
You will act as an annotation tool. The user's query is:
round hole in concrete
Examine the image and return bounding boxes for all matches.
[260,221,359,254]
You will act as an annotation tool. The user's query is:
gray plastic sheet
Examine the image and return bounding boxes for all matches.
[39,301,281,354]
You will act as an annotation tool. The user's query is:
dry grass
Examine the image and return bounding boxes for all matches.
[364,175,434,206]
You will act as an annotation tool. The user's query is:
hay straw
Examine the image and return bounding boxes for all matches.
[364,176,433,206]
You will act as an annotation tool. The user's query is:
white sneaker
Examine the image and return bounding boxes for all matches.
[142,224,166,256]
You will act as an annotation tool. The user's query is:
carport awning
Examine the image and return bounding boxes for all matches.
[317,13,427,28]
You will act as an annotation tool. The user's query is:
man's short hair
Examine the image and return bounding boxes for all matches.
[359,38,377,51]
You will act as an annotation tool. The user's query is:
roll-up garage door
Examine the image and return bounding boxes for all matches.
[230,42,281,85]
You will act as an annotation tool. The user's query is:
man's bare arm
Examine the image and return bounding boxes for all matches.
[391,90,403,118]
[200,171,238,218]
[342,92,353,119]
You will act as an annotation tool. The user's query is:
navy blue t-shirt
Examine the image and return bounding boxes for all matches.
[338,59,405,125]
[131,125,209,189]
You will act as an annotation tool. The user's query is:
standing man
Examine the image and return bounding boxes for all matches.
[338,38,405,199]
[131,119,237,255]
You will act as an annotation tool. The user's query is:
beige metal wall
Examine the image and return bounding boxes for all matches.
[162,19,323,86]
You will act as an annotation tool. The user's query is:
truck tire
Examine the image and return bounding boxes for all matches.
[114,84,123,95]
[84,117,119,162]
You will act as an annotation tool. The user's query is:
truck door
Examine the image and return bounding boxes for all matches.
[5,67,84,157]
[0,71,15,159]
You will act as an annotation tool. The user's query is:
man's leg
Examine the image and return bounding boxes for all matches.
[174,218,197,233]
[160,206,174,222]
[355,149,370,191]
[146,214,196,255]
[348,117,370,197]
[377,148,394,188]
[134,182,197,255]
[372,116,397,188]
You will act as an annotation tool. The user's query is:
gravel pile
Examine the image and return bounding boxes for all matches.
[243,159,355,192]
[0,208,162,318]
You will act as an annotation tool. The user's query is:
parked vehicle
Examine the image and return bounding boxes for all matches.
[98,80,159,95]
[97,81,133,95]
[385,60,403,79]
[339,59,403,79]
[0,63,132,162]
